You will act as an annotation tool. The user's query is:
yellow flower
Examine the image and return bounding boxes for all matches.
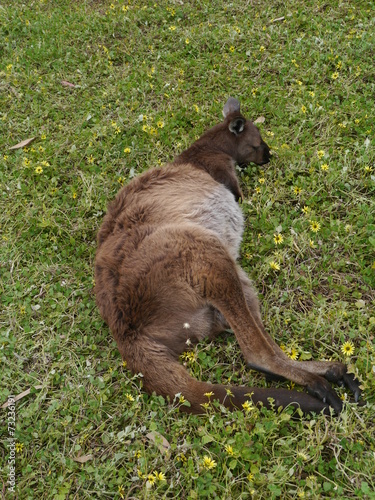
[331,72,339,80]
[273,233,284,245]
[225,445,234,456]
[181,351,196,363]
[309,221,321,233]
[169,25,176,31]
[87,155,94,164]
[204,391,214,398]
[118,485,125,499]
[72,192,77,199]
[35,166,43,174]
[301,105,307,114]
[15,443,24,453]
[155,471,166,481]
[302,206,310,215]
[124,147,131,153]
[309,239,316,248]
[341,341,354,356]
[247,473,254,482]
[288,347,299,360]
[294,186,302,194]
[258,177,265,184]
[270,261,280,271]
[147,474,156,485]
[185,38,190,44]
[202,456,217,470]
[125,393,135,402]
[229,46,235,52]
[242,400,254,412]
[317,150,325,159]
[157,121,164,128]
[259,46,265,52]
[321,163,329,171]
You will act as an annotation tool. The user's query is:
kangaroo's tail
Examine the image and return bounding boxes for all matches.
[122,335,330,415]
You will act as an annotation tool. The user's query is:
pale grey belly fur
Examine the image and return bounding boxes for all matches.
[182,185,244,260]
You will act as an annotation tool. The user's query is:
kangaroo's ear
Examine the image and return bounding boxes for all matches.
[229,117,246,135]
[223,97,241,118]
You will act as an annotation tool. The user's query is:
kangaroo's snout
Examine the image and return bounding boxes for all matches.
[257,141,271,165]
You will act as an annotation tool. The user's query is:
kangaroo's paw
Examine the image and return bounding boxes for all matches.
[324,365,361,402]
[306,377,343,415]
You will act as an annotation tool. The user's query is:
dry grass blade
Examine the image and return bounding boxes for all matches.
[9,137,36,150]
[73,454,94,463]
[1,385,43,408]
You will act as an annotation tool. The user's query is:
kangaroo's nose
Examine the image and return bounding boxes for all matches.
[258,142,271,165]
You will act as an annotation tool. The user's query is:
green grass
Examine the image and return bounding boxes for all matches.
[1,0,374,498]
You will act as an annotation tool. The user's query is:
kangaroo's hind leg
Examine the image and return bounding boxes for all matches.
[237,269,361,402]
[165,226,361,414]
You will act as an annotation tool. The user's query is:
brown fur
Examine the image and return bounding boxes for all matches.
[95,98,360,415]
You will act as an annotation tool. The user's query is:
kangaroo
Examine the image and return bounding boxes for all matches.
[95,97,361,415]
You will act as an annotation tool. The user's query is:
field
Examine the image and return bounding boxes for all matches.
[1,0,374,498]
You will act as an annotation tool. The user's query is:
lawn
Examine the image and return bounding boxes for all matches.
[1,0,374,498]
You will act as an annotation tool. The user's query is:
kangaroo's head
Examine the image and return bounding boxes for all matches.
[221,97,271,167]
[174,97,271,200]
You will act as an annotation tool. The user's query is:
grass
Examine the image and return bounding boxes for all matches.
[1,0,374,498]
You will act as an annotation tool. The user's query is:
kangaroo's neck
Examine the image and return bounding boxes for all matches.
[174,145,242,201]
